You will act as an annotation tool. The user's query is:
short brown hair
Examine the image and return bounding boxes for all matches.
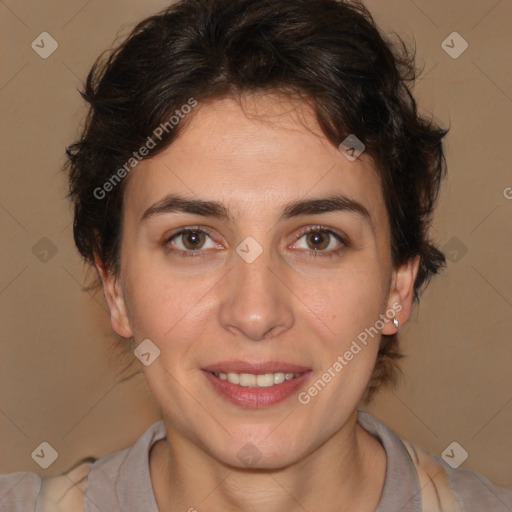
[65,0,448,401]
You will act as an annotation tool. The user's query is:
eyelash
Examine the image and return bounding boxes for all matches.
[163,225,347,259]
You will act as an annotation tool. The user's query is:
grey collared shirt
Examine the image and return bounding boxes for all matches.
[1,411,511,511]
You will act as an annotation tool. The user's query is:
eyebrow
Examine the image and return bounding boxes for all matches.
[140,193,371,224]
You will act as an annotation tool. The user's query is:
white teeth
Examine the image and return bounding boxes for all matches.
[274,373,285,384]
[239,373,256,387]
[227,372,240,384]
[256,373,274,387]
[212,371,302,387]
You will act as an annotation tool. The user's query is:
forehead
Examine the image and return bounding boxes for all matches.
[123,94,386,226]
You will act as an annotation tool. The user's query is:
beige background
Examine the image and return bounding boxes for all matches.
[1,0,511,490]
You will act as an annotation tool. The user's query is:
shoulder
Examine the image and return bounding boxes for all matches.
[432,454,512,512]
[0,448,131,512]
[0,459,94,512]
[37,460,94,512]
[401,437,512,512]
[0,470,42,511]
[358,411,511,512]
[0,420,165,512]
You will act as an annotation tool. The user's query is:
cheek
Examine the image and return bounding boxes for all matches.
[299,260,388,342]
[122,261,216,348]
[124,273,171,338]
[298,269,385,408]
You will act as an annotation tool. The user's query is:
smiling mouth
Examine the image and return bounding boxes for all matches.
[209,371,304,388]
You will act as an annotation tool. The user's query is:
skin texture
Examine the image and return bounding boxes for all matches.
[96,93,419,512]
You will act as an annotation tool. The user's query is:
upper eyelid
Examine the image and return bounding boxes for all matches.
[165,226,213,240]
[294,225,346,241]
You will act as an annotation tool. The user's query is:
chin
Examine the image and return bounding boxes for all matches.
[208,428,307,470]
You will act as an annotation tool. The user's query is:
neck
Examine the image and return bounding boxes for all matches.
[150,411,386,512]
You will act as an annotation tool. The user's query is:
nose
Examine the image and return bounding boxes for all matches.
[217,242,294,342]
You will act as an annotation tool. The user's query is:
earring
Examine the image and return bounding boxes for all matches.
[393,318,399,329]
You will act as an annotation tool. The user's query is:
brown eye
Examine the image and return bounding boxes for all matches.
[165,227,218,257]
[180,230,206,250]
[293,226,347,259]
[305,230,330,251]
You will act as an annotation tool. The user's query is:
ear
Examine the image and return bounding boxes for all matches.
[94,253,133,339]
[381,255,420,335]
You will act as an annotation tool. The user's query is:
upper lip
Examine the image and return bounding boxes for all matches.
[202,360,311,374]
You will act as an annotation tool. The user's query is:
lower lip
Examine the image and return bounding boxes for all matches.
[202,370,312,408]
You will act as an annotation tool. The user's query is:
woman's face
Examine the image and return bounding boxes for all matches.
[99,94,417,469]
